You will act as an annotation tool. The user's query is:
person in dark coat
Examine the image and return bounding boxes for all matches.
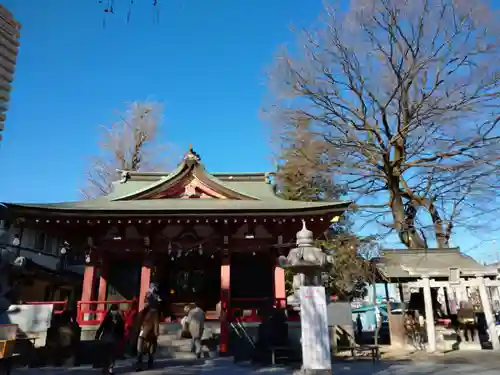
[95,304,125,375]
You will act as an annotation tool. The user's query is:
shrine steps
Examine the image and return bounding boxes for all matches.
[155,333,213,359]
[155,324,220,360]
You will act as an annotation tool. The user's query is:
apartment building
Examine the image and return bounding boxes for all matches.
[0,5,21,144]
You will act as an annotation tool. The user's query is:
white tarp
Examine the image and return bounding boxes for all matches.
[2,304,53,333]
[300,286,332,370]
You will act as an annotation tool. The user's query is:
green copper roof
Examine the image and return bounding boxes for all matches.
[5,199,350,216]
[2,147,351,217]
[376,248,498,279]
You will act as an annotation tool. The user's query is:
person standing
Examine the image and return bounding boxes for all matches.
[122,300,139,357]
[135,304,160,372]
[356,313,363,341]
[186,302,205,359]
[145,283,162,309]
[95,304,125,375]
[457,301,476,342]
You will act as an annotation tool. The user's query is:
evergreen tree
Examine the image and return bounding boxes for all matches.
[276,115,342,202]
[275,114,378,301]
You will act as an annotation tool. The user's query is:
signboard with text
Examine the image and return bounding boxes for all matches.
[1,304,53,333]
[300,286,331,370]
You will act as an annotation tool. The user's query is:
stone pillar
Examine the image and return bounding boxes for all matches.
[422,276,436,352]
[477,276,500,351]
[494,286,500,311]
[138,262,151,312]
[274,266,286,308]
[219,250,231,356]
[455,285,468,303]
[443,287,451,315]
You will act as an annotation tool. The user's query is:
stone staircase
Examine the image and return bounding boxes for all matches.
[155,327,218,360]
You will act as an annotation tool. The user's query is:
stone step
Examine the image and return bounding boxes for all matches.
[155,342,216,360]
[158,326,218,339]
[157,340,211,352]
[155,334,216,360]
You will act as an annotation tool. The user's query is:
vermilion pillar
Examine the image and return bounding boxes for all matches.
[81,263,98,323]
[219,251,231,356]
[81,264,97,302]
[274,266,286,308]
[97,258,109,320]
[139,263,151,311]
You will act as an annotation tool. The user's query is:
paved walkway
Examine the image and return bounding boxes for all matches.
[12,352,500,375]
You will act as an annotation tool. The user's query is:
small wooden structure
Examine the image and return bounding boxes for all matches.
[0,324,17,375]
[376,248,500,351]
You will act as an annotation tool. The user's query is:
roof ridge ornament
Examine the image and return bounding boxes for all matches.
[183,144,201,164]
[119,170,130,184]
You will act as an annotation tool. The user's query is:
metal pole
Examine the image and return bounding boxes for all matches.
[373,283,379,346]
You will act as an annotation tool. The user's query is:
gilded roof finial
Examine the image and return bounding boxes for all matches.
[189,144,193,152]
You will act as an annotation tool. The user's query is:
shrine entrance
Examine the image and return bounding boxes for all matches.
[155,252,222,320]
[230,251,274,311]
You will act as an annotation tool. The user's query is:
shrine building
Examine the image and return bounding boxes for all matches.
[1,147,351,353]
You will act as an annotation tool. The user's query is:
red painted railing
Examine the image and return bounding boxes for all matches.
[229,297,294,323]
[230,297,267,323]
[76,299,135,325]
[75,296,295,325]
[24,301,68,315]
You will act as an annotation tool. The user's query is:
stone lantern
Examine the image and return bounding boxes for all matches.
[278,220,333,308]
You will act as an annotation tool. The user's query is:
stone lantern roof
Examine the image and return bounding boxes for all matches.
[279,220,332,273]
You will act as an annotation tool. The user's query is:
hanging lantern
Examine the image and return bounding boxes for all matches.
[168,242,172,255]
[85,251,92,264]
[198,244,203,255]
[11,234,20,247]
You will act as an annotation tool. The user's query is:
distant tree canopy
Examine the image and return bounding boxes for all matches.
[275,114,379,301]
[82,101,166,199]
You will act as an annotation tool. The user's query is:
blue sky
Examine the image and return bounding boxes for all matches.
[1,0,498,260]
[1,0,324,202]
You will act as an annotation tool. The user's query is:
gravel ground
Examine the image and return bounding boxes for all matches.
[10,351,500,375]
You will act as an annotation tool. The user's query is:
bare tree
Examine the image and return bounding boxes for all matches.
[82,101,166,199]
[267,0,500,248]
[97,0,161,25]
